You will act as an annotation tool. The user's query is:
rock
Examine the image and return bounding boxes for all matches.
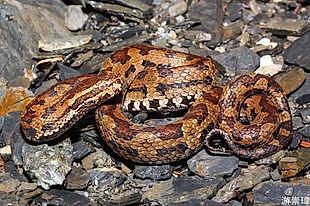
[188,0,224,46]
[289,132,303,149]
[274,67,306,95]
[228,200,243,206]
[212,165,270,203]
[65,166,90,190]
[255,55,282,76]
[279,157,299,178]
[0,174,21,193]
[255,150,285,165]
[38,34,92,52]
[71,141,95,161]
[211,46,260,76]
[292,116,304,131]
[0,191,27,206]
[133,165,173,180]
[65,5,88,31]
[81,149,117,170]
[256,37,278,49]
[223,21,244,41]
[22,139,73,190]
[253,38,282,56]
[36,189,89,205]
[183,30,212,43]
[253,181,310,205]
[87,1,145,21]
[0,0,70,82]
[71,51,95,68]
[99,190,142,206]
[143,176,223,205]
[18,181,38,195]
[34,79,58,95]
[168,0,187,17]
[87,168,142,205]
[226,2,243,22]
[290,71,310,103]
[270,169,282,181]
[58,62,81,80]
[279,148,310,178]
[0,145,12,161]
[298,123,310,136]
[187,150,239,178]
[265,19,310,36]
[0,112,27,166]
[0,173,37,196]
[283,31,310,71]
[171,199,228,206]
[300,140,310,148]
[88,168,127,191]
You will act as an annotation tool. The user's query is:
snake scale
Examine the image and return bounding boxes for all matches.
[20,44,292,164]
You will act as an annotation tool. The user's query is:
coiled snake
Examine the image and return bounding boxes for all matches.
[20,45,292,164]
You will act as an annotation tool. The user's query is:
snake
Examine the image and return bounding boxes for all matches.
[20,44,293,164]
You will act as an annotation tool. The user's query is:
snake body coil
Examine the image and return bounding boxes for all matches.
[21,45,292,164]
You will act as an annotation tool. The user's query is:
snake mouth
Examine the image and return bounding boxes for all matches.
[127,109,188,126]
[204,129,233,156]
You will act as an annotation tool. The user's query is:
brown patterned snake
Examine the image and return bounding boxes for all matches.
[20,44,292,164]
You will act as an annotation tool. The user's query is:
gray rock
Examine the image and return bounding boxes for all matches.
[170,199,227,206]
[0,191,27,206]
[212,165,270,203]
[228,200,243,206]
[226,3,243,22]
[211,47,260,76]
[34,79,58,95]
[283,31,310,71]
[0,111,26,166]
[97,0,151,12]
[255,150,285,165]
[81,149,118,170]
[0,0,70,82]
[143,176,223,205]
[289,132,303,149]
[290,72,310,102]
[188,150,239,178]
[253,181,310,205]
[0,174,21,193]
[36,189,89,206]
[99,190,142,206]
[298,108,310,124]
[22,139,73,190]
[133,165,173,180]
[188,0,224,47]
[88,168,127,191]
[87,168,142,205]
[65,5,88,31]
[292,116,304,130]
[38,34,92,52]
[72,141,95,161]
[270,169,282,181]
[0,173,37,196]
[265,19,310,36]
[58,62,82,80]
[168,0,187,17]
[65,167,90,190]
[223,21,244,42]
[87,1,145,21]
[298,124,310,137]
[273,67,306,96]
